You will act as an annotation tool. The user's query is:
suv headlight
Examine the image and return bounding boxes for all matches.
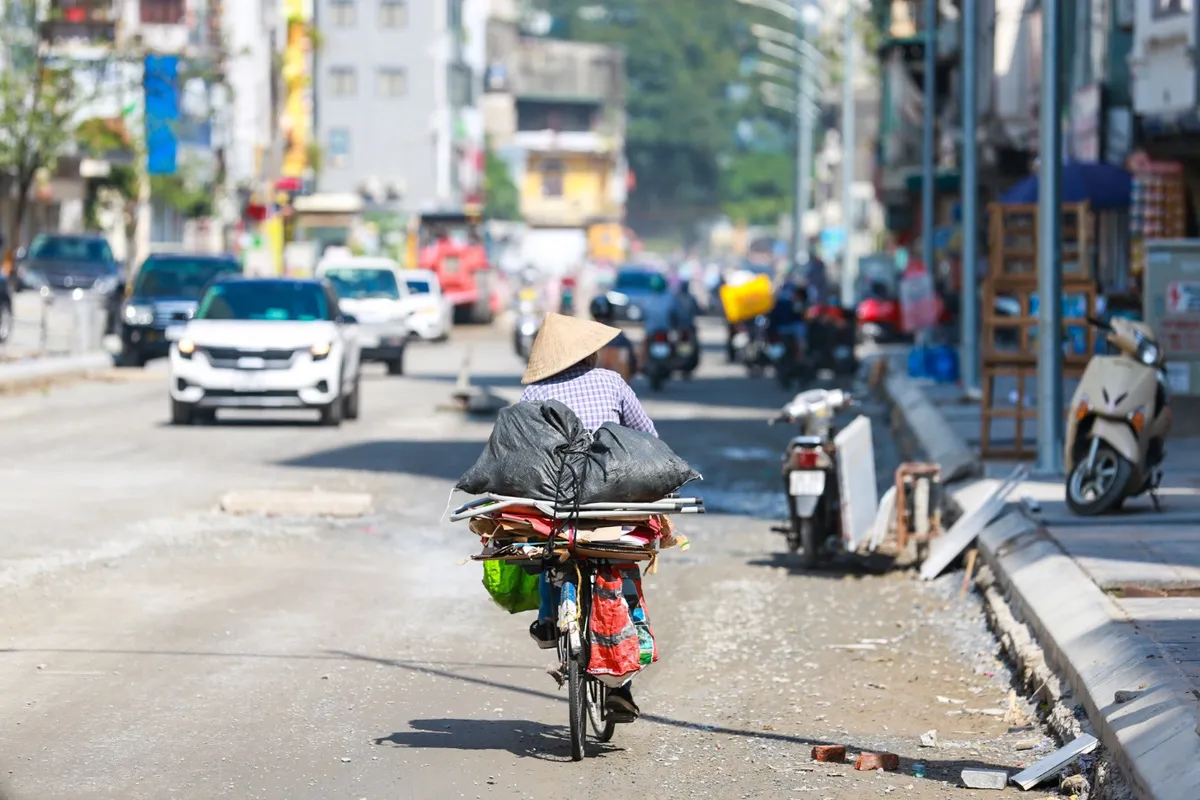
[124,303,155,326]
[21,268,47,288]
[93,274,119,294]
[1137,340,1160,366]
[311,341,332,361]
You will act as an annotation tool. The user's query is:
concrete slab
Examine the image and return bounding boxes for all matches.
[0,353,112,389]
[219,490,374,518]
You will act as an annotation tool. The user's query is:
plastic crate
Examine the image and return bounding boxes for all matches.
[719,274,775,324]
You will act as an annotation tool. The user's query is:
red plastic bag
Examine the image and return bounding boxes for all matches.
[587,565,656,687]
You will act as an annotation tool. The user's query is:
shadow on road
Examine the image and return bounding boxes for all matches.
[374,718,620,762]
[336,648,1033,784]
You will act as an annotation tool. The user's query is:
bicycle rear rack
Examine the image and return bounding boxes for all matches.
[450,493,705,522]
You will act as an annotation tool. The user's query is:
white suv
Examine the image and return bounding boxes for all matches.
[316,256,413,373]
[168,276,362,426]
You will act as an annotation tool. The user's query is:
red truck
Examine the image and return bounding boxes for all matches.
[407,210,495,324]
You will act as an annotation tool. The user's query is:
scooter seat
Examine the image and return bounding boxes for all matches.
[790,435,824,448]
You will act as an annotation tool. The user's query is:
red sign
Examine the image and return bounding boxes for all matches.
[1161,318,1200,357]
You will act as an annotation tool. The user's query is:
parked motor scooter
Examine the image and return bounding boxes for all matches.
[1065,315,1172,516]
[645,330,674,392]
[770,388,855,568]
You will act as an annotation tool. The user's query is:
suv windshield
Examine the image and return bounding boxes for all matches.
[405,277,433,294]
[615,270,660,292]
[322,268,400,300]
[196,282,330,322]
[29,235,113,265]
[133,258,240,299]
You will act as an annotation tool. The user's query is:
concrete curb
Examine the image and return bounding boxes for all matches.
[0,353,112,389]
[973,505,1200,800]
[881,361,982,483]
[880,365,1200,799]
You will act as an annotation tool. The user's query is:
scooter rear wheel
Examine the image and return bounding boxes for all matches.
[1066,443,1133,516]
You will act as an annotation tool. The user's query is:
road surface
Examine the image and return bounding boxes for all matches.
[0,321,1054,799]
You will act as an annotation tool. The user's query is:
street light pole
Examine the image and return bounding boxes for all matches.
[1036,0,1065,476]
[961,0,980,390]
[920,0,936,332]
[792,5,808,264]
[840,0,856,304]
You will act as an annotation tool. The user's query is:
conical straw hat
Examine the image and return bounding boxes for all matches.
[521,313,621,385]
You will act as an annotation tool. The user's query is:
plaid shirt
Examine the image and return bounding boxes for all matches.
[521,365,657,437]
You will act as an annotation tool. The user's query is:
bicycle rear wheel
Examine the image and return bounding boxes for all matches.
[586,678,616,742]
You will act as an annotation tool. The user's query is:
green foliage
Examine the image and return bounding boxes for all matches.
[532,0,757,234]
[721,151,792,225]
[483,147,521,221]
[150,173,214,220]
[0,1,81,243]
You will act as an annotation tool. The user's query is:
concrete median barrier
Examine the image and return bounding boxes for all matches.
[0,353,114,392]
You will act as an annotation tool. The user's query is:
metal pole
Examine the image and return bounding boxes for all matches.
[920,0,937,348]
[840,1,855,304]
[1036,0,1064,475]
[796,17,814,264]
[792,8,807,264]
[961,0,980,390]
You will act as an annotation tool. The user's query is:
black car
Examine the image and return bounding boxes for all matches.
[16,234,124,333]
[118,253,242,366]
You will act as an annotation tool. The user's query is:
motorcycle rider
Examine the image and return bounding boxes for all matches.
[768,278,809,355]
[520,313,657,723]
[638,272,683,367]
[590,294,639,379]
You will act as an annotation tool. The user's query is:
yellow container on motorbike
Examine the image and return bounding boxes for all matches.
[720,274,775,324]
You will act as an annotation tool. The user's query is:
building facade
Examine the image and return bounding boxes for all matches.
[483,7,627,271]
[312,0,477,213]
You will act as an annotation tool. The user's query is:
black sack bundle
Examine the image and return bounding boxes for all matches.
[456,400,590,501]
[580,422,701,503]
[456,401,701,504]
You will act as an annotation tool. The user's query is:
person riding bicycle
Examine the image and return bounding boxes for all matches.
[519,312,656,723]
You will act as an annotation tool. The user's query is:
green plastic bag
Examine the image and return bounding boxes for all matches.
[482,560,541,614]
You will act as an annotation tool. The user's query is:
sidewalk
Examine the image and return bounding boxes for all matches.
[0,291,112,389]
[884,364,1200,798]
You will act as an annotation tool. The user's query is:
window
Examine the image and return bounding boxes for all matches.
[1153,0,1192,17]
[330,0,356,26]
[140,0,185,24]
[377,67,407,98]
[196,281,331,322]
[133,258,240,299]
[322,268,400,300]
[380,0,406,27]
[541,160,565,198]
[328,128,350,167]
[330,66,357,97]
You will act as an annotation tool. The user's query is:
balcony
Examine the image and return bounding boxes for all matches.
[508,37,624,107]
[41,0,116,45]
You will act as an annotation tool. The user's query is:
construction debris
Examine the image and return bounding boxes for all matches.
[961,769,1008,790]
[810,745,846,763]
[1010,733,1099,790]
[919,730,938,748]
[854,752,899,771]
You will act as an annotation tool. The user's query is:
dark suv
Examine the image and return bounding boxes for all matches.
[118,253,242,366]
[16,233,123,332]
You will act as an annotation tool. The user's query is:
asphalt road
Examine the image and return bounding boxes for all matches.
[0,321,1056,799]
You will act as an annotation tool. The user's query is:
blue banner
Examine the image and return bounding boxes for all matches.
[143,55,179,175]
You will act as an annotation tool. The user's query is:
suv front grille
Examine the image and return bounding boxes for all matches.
[200,347,299,370]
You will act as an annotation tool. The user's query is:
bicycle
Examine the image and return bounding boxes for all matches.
[548,559,618,761]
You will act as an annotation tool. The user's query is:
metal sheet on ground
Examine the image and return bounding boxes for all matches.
[835,415,878,552]
[919,465,1029,580]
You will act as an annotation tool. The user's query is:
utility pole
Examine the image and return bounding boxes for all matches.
[792,3,808,264]
[961,0,979,390]
[920,0,936,335]
[1036,0,1064,476]
[840,0,855,304]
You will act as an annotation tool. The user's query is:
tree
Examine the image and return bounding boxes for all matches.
[0,1,82,270]
[721,151,792,225]
[532,0,757,240]
[483,146,522,221]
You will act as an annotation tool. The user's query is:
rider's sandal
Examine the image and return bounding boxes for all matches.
[605,692,640,724]
[528,619,557,650]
